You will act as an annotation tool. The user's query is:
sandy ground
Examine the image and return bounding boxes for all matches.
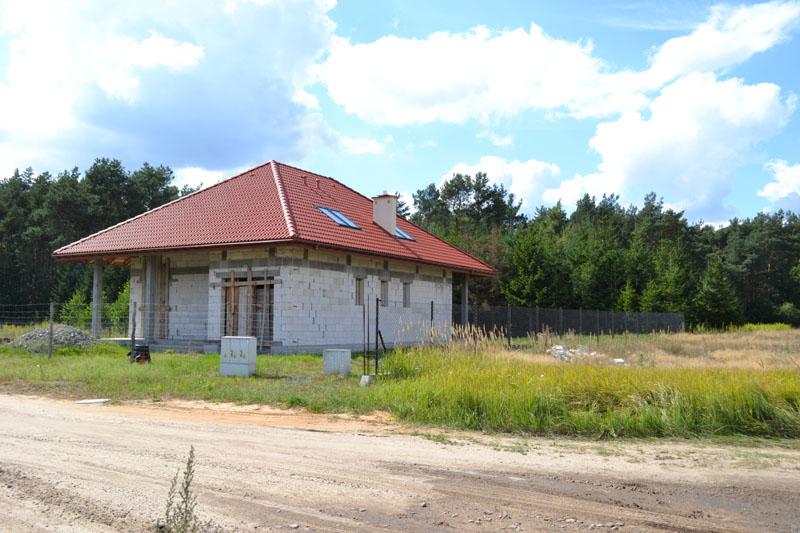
[0,395,799,532]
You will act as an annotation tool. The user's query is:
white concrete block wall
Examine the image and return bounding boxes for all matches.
[168,272,208,339]
[126,247,454,352]
[273,258,452,351]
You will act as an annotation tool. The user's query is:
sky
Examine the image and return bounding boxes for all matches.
[1,0,799,224]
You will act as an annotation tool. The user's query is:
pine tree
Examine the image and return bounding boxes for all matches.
[692,257,743,328]
[616,280,638,311]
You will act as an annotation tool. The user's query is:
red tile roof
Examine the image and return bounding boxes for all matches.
[53,161,496,276]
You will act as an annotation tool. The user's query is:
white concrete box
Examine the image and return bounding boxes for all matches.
[221,336,257,377]
[323,349,352,375]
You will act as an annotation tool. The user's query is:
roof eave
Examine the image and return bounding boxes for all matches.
[51,238,497,276]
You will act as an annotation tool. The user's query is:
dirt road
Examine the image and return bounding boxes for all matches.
[0,394,798,532]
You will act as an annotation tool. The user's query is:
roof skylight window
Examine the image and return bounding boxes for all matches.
[396,227,415,241]
[319,207,360,229]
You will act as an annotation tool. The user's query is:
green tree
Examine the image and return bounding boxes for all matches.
[59,290,92,328]
[0,158,182,306]
[616,280,638,312]
[412,172,524,304]
[394,191,411,218]
[502,206,571,307]
[692,257,743,328]
[639,243,692,312]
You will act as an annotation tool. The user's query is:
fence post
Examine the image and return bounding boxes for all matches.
[595,309,600,336]
[130,302,136,361]
[374,297,380,375]
[363,303,367,375]
[48,302,54,359]
[506,303,512,349]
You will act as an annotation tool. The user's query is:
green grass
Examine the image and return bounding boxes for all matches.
[732,323,793,332]
[377,349,800,438]
[0,343,798,439]
[0,344,373,412]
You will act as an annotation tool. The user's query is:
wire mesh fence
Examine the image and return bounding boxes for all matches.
[453,304,684,338]
[1,299,684,357]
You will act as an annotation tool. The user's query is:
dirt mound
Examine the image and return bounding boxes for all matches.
[13,325,94,352]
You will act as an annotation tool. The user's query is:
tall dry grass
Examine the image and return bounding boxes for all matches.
[443,323,800,370]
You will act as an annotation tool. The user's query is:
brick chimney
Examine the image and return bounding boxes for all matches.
[372,194,397,236]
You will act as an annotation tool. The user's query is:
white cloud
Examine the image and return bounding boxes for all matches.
[542,73,796,217]
[0,0,336,176]
[338,136,388,155]
[642,2,800,88]
[298,112,390,156]
[310,1,800,125]
[759,160,800,202]
[173,165,251,190]
[477,131,513,147]
[444,156,560,210]
[99,32,204,102]
[312,25,603,125]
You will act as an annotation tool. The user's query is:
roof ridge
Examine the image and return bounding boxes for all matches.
[53,162,272,256]
[270,160,297,238]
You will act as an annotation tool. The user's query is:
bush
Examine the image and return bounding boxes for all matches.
[104,281,130,334]
[777,302,800,327]
[59,291,91,328]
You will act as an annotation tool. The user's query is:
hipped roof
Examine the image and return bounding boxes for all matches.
[53,161,495,276]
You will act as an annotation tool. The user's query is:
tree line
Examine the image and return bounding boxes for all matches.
[2,159,799,328]
[0,158,194,310]
[409,173,800,328]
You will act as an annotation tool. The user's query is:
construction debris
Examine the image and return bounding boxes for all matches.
[549,345,598,361]
[13,325,94,353]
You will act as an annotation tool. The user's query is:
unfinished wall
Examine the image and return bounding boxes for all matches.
[271,248,452,353]
[167,253,209,340]
[128,246,453,352]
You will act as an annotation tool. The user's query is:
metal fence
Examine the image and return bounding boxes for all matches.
[453,304,684,338]
[0,301,683,356]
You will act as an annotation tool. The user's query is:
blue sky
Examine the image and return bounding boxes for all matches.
[1,0,799,223]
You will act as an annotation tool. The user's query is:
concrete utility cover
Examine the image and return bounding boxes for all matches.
[74,398,111,405]
[323,349,351,375]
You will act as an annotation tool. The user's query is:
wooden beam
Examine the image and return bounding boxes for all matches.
[210,277,282,288]
[246,266,255,336]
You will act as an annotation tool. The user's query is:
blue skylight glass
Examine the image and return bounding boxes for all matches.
[396,227,415,241]
[319,207,360,229]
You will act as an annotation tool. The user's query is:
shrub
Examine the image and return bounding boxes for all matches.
[59,291,91,328]
[777,302,800,327]
[104,281,130,334]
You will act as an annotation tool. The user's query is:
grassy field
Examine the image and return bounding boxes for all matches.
[0,327,798,439]
[507,325,800,369]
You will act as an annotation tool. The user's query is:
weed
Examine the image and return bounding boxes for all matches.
[160,446,199,533]
[158,446,222,533]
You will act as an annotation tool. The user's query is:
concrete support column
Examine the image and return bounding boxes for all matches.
[461,274,469,325]
[91,262,103,338]
[143,256,158,343]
